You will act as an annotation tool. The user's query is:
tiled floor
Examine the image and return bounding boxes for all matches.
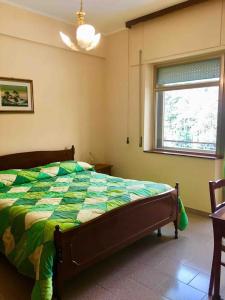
[0,213,223,300]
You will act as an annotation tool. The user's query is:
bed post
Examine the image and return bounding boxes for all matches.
[54,225,63,300]
[174,183,179,239]
[71,145,75,159]
[157,228,162,237]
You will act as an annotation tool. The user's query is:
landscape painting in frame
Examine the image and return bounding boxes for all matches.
[0,78,34,113]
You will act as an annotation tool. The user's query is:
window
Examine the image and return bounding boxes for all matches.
[154,57,224,157]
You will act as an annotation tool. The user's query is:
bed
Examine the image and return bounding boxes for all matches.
[0,146,188,300]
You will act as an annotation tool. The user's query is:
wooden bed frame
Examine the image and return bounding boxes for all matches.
[0,146,179,300]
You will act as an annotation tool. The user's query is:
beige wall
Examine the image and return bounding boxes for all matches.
[0,3,106,162]
[130,0,224,65]
[105,1,225,212]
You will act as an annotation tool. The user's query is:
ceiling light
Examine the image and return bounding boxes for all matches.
[59,32,78,51]
[76,0,101,51]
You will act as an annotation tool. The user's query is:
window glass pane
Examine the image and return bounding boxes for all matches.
[157,86,219,153]
[157,58,220,86]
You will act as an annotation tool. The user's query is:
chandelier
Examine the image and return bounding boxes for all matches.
[76,0,101,51]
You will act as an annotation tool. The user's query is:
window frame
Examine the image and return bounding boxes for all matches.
[151,53,225,159]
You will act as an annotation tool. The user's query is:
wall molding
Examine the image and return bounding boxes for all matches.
[0,32,106,60]
[128,46,225,68]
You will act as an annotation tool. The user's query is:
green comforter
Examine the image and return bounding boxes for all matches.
[0,161,188,299]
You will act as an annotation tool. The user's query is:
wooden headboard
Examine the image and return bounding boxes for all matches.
[0,145,75,171]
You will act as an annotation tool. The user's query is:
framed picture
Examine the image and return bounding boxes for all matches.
[0,77,34,113]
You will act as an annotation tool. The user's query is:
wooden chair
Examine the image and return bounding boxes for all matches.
[208,179,225,299]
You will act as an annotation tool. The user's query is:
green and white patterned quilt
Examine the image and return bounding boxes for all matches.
[0,160,188,300]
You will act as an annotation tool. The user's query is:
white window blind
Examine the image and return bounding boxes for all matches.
[157,58,221,86]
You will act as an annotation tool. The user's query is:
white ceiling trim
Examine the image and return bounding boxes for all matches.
[106,27,128,36]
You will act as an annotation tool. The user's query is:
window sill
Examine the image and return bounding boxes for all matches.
[144,149,224,160]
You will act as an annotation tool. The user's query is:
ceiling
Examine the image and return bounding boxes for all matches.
[3,0,186,34]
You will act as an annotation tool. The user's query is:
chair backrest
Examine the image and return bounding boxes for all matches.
[209,179,225,213]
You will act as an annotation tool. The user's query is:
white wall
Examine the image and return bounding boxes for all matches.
[130,0,224,65]
[105,0,225,212]
[0,3,106,162]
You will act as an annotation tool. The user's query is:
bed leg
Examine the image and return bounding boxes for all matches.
[157,228,162,237]
[53,276,63,300]
[54,225,63,300]
[174,220,178,239]
[174,182,179,239]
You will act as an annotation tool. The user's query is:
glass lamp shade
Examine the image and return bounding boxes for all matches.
[76,24,101,50]
[86,33,101,51]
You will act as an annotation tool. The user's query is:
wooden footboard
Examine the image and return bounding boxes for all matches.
[54,185,178,299]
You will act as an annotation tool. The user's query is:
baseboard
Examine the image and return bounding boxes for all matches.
[185,207,210,218]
